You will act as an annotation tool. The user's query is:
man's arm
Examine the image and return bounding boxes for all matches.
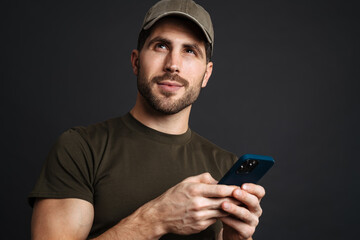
[31,198,94,240]
[31,173,240,240]
[31,197,165,240]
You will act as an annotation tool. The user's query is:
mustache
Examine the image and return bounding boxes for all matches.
[151,73,189,88]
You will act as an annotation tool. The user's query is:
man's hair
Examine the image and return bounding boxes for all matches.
[136,23,212,63]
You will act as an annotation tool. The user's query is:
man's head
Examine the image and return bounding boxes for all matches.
[137,0,214,63]
[131,0,214,115]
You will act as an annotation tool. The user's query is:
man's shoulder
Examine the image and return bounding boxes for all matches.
[67,115,127,141]
[189,131,237,176]
[190,131,237,159]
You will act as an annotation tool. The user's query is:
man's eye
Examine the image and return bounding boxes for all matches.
[156,43,167,49]
[185,49,196,55]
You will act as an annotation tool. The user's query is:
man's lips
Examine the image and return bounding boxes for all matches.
[152,73,189,90]
[157,81,183,92]
[158,80,183,87]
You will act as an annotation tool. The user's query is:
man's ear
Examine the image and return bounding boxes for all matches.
[201,61,213,88]
[131,49,139,76]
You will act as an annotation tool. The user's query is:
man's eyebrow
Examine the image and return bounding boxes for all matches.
[147,37,172,47]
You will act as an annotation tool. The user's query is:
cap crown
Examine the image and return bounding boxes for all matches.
[142,0,214,53]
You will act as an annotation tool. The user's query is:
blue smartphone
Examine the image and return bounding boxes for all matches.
[218,154,275,186]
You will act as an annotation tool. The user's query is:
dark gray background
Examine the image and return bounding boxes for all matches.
[2,0,359,239]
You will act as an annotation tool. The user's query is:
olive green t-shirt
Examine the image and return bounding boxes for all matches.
[29,113,237,239]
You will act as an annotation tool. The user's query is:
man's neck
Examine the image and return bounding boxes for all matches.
[130,93,191,135]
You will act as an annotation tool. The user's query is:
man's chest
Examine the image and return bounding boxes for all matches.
[89,140,222,238]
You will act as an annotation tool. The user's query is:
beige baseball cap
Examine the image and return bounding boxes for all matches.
[141,0,214,53]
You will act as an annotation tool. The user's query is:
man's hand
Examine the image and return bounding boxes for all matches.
[219,183,265,240]
[122,172,240,237]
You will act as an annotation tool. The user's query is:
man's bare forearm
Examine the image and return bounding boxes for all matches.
[91,204,165,240]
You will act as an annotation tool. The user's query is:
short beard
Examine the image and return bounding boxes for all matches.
[137,70,204,115]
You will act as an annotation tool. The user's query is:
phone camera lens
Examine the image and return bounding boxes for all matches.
[236,159,259,174]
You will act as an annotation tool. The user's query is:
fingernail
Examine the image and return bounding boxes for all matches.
[235,189,242,197]
[223,202,230,210]
[242,184,249,190]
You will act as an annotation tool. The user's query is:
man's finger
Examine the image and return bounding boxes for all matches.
[190,209,229,220]
[232,189,262,217]
[242,183,266,200]
[196,196,241,211]
[200,184,239,198]
[221,216,256,239]
[221,202,259,226]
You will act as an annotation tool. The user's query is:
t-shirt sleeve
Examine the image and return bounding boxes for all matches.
[28,128,95,207]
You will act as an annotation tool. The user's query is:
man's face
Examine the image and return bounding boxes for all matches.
[132,17,213,115]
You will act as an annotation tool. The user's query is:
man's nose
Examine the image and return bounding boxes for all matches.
[164,50,181,73]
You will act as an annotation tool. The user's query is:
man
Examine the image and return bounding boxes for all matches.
[29,0,265,239]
